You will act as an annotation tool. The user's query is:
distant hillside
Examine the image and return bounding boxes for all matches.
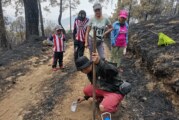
[61,15,77,30]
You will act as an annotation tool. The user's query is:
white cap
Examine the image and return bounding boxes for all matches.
[93,3,102,10]
[55,25,63,31]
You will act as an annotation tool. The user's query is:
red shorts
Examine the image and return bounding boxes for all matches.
[83,84,124,113]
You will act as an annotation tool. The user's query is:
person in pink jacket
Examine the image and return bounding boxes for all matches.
[111,10,129,72]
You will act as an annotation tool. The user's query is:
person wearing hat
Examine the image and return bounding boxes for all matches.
[111,10,129,72]
[48,25,66,71]
[85,3,113,60]
[73,10,89,61]
[76,53,131,113]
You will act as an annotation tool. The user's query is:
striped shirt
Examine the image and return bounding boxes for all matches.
[50,34,65,52]
[73,18,89,42]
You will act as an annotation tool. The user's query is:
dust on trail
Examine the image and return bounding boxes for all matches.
[0,42,74,120]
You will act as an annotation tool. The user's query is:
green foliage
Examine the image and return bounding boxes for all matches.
[42,0,80,12]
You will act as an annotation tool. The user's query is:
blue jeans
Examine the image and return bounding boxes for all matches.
[88,36,105,60]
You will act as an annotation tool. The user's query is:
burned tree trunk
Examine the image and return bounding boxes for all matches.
[23,0,39,40]
[128,0,132,24]
[0,0,8,48]
[58,0,63,26]
[38,0,45,37]
[58,0,66,34]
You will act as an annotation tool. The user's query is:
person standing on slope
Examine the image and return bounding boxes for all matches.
[48,25,66,71]
[73,10,89,61]
[85,3,113,60]
[111,10,129,72]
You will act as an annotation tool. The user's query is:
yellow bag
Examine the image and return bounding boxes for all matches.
[158,33,176,46]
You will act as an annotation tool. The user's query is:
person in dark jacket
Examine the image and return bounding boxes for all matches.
[75,53,129,113]
[73,10,89,61]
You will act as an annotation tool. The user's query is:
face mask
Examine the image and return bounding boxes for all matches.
[78,13,86,21]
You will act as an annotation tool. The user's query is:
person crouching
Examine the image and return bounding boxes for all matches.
[48,25,66,71]
[76,53,131,113]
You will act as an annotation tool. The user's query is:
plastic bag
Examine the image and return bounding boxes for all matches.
[158,33,176,46]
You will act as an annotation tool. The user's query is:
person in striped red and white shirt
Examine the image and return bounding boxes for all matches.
[73,10,89,61]
[48,25,66,71]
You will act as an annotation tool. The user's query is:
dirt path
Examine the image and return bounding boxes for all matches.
[43,43,179,120]
[0,42,74,120]
[43,44,114,120]
[0,41,179,120]
[21,43,112,120]
[0,62,52,120]
[44,51,91,120]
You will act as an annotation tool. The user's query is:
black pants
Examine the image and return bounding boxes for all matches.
[74,40,85,61]
[52,52,63,68]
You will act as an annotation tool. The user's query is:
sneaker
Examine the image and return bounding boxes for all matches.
[52,68,59,71]
[60,65,65,69]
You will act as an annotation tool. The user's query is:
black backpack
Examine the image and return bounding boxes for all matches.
[105,61,132,95]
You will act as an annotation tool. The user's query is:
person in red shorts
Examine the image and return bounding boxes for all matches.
[75,53,131,113]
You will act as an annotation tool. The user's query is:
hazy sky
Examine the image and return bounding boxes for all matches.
[44,0,117,21]
[4,0,117,24]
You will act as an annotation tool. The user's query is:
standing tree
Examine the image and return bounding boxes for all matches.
[59,0,79,33]
[58,0,63,27]
[174,0,179,15]
[132,0,164,21]
[0,0,8,48]
[38,0,45,37]
[23,0,39,40]
[164,0,179,16]
[127,0,133,23]
[44,0,80,33]
[10,16,25,43]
